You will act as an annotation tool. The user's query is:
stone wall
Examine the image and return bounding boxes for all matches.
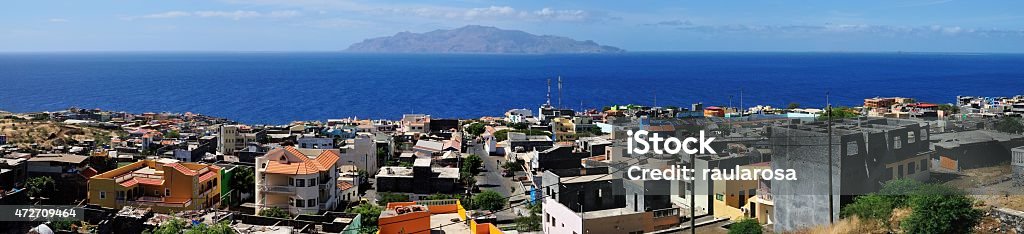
[992,207,1024,233]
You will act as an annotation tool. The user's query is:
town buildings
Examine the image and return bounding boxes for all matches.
[254,147,340,215]
[375,158,459,195]
[401,114,431,134]
[87,159,221,213]
[769,117,933,232]
[217,124,263,155]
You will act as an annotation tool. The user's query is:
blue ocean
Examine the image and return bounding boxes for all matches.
[2,52,1023,124]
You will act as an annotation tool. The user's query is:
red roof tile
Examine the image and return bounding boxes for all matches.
[338,181,354,191]
[198,171,216,182]
[263,147,338,175]
[137,177,163,186]
[167,163,197,176]
[119,178,139,187]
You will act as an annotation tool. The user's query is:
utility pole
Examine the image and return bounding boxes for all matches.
[558,76,563,109]
[827,91,834,224]
[690,152,696,234]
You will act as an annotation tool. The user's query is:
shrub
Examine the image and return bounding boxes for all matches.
[728,218,762,234]
[473,190,507,211]
[258,207,291,219]
[900,184,982,233]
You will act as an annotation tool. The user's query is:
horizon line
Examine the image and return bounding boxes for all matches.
[1,50,1022,55]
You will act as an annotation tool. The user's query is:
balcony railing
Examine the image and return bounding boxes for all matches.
[260,185,296,194]
[652,207,680,218]
[118,197,192,208]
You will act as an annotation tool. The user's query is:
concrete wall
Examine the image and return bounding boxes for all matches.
[542,197,583,234]
[770,127,841,233]
[992,207,1024,233]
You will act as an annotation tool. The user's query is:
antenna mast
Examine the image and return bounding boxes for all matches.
[558,76,563,109]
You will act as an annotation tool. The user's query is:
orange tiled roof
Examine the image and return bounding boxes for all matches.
[119,179,139,187]
[263,147,338,175]
[338,181,354,191]
[81,167,99,178]
[198,171,216,182]
[167,163,198,176]
[137,177,163,186]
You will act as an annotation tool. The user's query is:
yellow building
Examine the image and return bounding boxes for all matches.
[551,117,577,142]
[88,160,221,213]
[711,163,768,222]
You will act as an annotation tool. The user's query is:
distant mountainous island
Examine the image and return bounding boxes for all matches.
[345,25,624,54]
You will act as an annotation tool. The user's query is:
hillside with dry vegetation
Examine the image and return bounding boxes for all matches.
[0,118,123,150]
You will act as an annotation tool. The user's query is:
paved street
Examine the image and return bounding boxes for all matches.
[468,142,528,221]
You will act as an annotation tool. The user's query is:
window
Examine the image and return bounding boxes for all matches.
[846,141,858,156]
[289,178,295,186]
[307,199,316,207]
[100,191,106,199]
[908,131,917,143]
[165,188,170,196]
[296,179,305,187]
[894,136,902,149]
[597,189,602,198]
[295,198,305,207]
[898,165,904,179]
[310,178,317,186]
[921,159,928,170]
[551,217,556,227]
[908,162,916,175]
[716,193,725,201]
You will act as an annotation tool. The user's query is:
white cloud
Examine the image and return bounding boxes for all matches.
[667,22,1024,38]
[221,0,608,22]
[142,11,193,19]
[194,10,262,20]
[128,10,301,20]
[47,18,69,23]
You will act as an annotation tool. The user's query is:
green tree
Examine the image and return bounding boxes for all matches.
[377,193,409,206]
[787,102,800,109]
[424,193,459,200]
[346,203,383,230]
[461,154,483,176]
[258,207,292,219]
[185,221,233,234]
[473,190,507,211]
[877,179,924,208]
[26,176,57,198]
[587,127,605,136]
[727,218,763,234]
[515,202,542,231]
[501,160,524,172]
[48,219,77,231]
[817,106,859,120]
[229,166,255,206]
[494,129,549,142]
[840,194,893,221]
[165,130,180,139]
[995,117,1024,134]
[900,184,982,234]
[466,122,486,136]
[462,174,477,191]
[507,122,528,130]
[148,218,187,234]
[937,104,959,113]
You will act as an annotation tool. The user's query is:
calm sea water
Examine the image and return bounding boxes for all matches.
[1,52,1023,124]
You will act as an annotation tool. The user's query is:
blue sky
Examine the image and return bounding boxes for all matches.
[3,0,1023,52]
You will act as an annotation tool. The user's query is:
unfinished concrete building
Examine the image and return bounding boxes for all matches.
[769,117,933,232]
